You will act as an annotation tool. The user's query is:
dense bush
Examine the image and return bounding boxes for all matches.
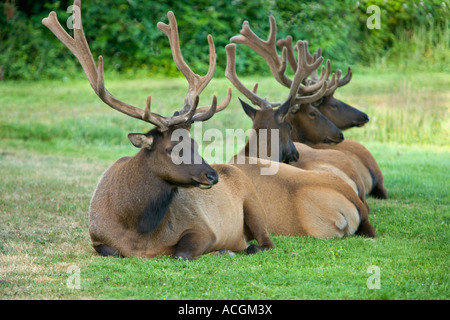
[0,0,448,80]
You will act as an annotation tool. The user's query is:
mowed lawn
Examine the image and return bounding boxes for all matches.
[0,71,449,299]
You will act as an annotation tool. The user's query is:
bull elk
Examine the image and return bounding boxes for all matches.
[278,36,370,130]
[226,17,376,238]
[278,36,388,199]
[224,20,342,162]
[227,16,368,202]
[42,1,273,259]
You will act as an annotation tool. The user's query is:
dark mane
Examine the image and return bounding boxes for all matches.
[136,187,178,233]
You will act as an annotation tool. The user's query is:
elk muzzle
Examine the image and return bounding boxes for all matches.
[323,131,344,145]
[193,167,219,189]
[355,113,370,127]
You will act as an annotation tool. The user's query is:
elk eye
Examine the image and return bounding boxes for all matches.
[331,103,338,110]
[165,147,173,154]
[309,112,316,118]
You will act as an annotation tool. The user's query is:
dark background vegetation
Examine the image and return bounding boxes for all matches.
[1,0,449,80]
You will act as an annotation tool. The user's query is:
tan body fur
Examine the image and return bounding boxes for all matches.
[231,158,376,238]
[291,142,368,204]
[309,139,388,199]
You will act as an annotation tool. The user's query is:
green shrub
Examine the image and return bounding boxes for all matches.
[0,0,449,80]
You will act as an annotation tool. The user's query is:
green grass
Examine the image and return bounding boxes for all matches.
[0,72,449,299]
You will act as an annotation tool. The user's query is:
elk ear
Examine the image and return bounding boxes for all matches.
[239,98,257,120]
[275,96,292,122]
[128,133,154,150]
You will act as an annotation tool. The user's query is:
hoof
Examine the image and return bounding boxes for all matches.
[94,244,122,257]
[246,244,261,254]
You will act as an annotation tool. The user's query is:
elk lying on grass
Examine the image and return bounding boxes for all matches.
[227,16,368,202]
[43,2,273,259]
[278,36,388,199]
[226,18,376,238]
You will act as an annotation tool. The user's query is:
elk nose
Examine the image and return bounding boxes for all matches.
[363,113,370,123]
[205,170,219,185]
[339,132,344,142]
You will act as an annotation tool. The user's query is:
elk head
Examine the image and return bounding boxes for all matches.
[42,3,231,189]
[225,42,299,164]
[226,16,342,161]
[310,68,370,130]
[278,36,369,132]
[238,95,298,163]
[286,103,344,145]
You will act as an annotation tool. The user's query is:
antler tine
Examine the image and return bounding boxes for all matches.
[304,45,322,82]
[292,69,341,107]
[225,44,279,109]
[157,11,216,118]
[338,66,352,87]
[42,0,174,130]
[287,41,333,107]
[277,37,326,87]
[189,96,218,123]
[194,87,232,115]
[42,2,96,91]
[277,36,297,73]
[96,55,167,128]
[293,82,327,106]
[324,69,342,96]
[297,59,331,94]
[230,15,291,88]
[290,40,324,94]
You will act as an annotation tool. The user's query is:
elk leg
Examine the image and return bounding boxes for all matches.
[93,244,123,257]
[370,183,388,199]
[356,219,377,238]
[243,196,274,253]
[173,231,215,260]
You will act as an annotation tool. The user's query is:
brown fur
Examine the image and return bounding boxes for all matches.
[291,142,369,208]
[236,105,370,209]
[232,159,376,238]
[286,107,388,199]
[230,104,375,237]
[89,129,273,260]
[286,105,343,145]
[309,140,388,199]
[314,95,369,130]
[90,159,273,259]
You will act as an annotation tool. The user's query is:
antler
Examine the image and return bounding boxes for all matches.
[288,41,329,106]
[278,35,352,95]
[42,1,229,131]
[229,16,329,111]
[157,12,216,116]
[230,16,292,88]
[225,44,280,110]
[337,66,352,87]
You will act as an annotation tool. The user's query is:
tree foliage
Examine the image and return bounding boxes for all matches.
[0,0,448,80]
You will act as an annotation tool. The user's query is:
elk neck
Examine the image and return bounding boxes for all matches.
[289,126,308,144]
[243,127,277,160]
[130,148,178,234]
